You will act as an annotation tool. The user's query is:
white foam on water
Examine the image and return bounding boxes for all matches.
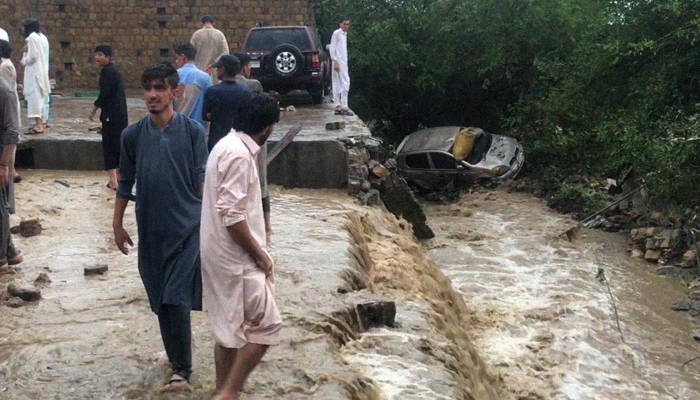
[428,199,700,399]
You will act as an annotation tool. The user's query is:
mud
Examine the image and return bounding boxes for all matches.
[2,171,699,400]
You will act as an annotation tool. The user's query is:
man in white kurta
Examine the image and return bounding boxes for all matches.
[201,92,281,400]
[190,15,229,85]
[20,18,50,134]
[329,16,352,116]
[38,32,50,124]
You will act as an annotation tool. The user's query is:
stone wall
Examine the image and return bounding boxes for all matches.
[0,0,314,90]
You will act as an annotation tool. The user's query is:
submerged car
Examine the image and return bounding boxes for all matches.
[394,126,524,191]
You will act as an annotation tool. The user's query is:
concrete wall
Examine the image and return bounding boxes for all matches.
[18,137,350,189]
[0,0,314,90]
[267,140,348,189]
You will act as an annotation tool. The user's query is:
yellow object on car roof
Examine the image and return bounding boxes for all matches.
[451,127,476,161]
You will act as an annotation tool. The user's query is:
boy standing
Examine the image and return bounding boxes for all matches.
[90,44,128,190]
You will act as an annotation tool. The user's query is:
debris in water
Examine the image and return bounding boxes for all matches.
[34,272,52,285]
[7,284,42,302]
[84,264,108,276]
[19,218,42,237]
[54,179,70,187]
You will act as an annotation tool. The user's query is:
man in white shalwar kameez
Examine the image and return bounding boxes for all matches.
[190,15,229,85]
[201,92,282,400]
[20,18,50,134]
[38,31,50,125]
[329,16,353,116]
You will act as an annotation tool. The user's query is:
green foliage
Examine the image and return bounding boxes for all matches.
[314,0,700,209]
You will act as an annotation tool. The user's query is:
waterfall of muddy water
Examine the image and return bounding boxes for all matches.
[425,189,700,400]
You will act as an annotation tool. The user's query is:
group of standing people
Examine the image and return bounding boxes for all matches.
[0,17,55,274]
[1,13,355,400]
[90,15,281,400]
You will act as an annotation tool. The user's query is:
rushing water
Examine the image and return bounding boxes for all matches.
[3,172,700,399]
[426,190,700,400]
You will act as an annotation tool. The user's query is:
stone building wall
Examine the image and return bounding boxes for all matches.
[0,0,314,90]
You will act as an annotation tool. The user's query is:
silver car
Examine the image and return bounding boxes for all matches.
[394,126,524,191]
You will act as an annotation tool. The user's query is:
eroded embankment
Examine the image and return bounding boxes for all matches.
[338,208,502,400]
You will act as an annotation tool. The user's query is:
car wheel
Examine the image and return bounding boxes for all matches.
[379,171,435,239]
[268,44,304,79]
[309,84,324,104]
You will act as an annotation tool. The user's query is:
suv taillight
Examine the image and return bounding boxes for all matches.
[310,54,320,69]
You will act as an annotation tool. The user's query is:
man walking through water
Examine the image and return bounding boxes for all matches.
[201,92,282,400]
[112,63,208,392]
[329,16,353,116]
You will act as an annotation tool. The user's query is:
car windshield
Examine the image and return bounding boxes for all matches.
[244,29,310,51]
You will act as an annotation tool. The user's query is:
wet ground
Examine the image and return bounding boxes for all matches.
[2,172,700,400]
[19,92,368,147]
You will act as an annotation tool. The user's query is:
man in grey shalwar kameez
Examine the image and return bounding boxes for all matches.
[112,63,208,392]
[0,77,19,268]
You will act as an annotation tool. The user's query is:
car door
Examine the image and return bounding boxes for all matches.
[427,152,460,187]
[401,153,433,190]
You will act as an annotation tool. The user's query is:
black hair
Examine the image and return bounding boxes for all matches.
[201,15,214,24]
[21,18,40,38]
[173,42,197,61]
[235,93,280,135]
[0,40,11,59]
[232,51,251,69]
[219,55,240,77]
[94,44,112,57]
[339,15,350,23]
[140,62,179,90]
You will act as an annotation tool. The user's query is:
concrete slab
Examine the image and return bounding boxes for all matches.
[16,94,372,188]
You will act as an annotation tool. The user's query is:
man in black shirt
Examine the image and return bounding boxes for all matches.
[90,44,128,190]
[201,54,250,151]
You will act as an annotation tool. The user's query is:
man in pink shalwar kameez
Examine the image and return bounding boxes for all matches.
[200,92,281,400]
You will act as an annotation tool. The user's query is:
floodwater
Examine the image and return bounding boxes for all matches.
[2,172,700,400]
[0,172,365,399]
[425,189,700,399]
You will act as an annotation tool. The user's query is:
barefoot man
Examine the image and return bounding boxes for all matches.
[201,92,282,399]
[113,63,208,392]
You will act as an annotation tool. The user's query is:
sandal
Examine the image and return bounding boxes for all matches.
[8,253,23,266]
[160,374,192,393]
[24,127,44,135]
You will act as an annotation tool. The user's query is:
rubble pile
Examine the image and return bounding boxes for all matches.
[629,227,682,263]
[346,145,383,206]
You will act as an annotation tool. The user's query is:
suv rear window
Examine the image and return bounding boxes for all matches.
[244,29,310,51]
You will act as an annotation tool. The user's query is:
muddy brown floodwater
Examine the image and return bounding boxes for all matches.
[2,172,700,400]
[425,189,700,399]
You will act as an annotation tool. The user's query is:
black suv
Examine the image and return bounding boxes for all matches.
[241,26,330,104]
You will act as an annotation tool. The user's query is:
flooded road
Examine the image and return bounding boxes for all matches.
[2,172,699,399]
[0,172,367,399]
